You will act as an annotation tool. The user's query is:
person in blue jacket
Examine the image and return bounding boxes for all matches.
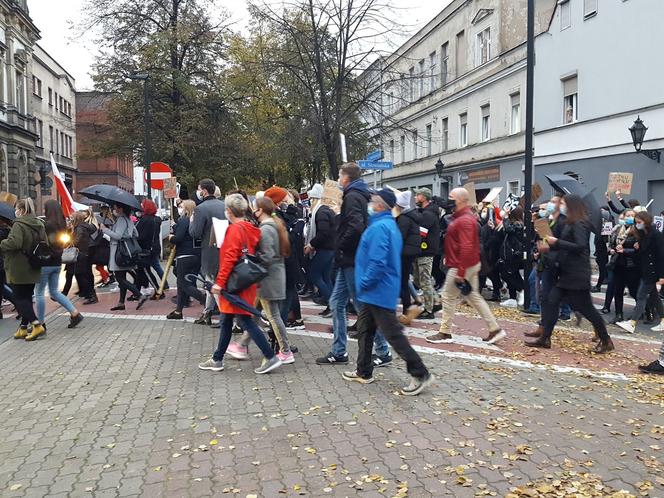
[342,189,432,396]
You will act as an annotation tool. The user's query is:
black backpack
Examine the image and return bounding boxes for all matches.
[24,224,57,269]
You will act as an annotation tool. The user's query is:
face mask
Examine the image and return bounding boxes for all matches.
[559,205,567,216]
[14,210,20,218]
[546,202,556,214]
[196,190,204,201]
[538,209,548,219]
[135,212,142,218]
[636,222,645,230]
[625,217,634,225]
[177,207,184,216]
[415,200,423,208]
[618,219,626,225]
[481,210,488,219]
[367,205,376,217]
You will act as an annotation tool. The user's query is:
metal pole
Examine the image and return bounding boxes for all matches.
[523,0,535,309]
[144,77,152,199]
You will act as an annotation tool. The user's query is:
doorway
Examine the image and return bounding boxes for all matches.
[648,180,664,215]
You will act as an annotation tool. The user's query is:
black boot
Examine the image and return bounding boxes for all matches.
[611,313,623,324]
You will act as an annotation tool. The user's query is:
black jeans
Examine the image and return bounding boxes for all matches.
[541,287,610,342]
[12,283,37,326]
[400,256,415,312]
[74,257,96,299]
[630,280,664,323]
[500,261,524,299]
[432,254,445,288]
[62,264,76,296]
[480,266,502,298]
[175,256,204,311]
[114,270,142,303]
[356,303,428,379]
[612,266,639,315]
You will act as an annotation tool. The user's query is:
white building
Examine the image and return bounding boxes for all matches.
[30,43,76,208]
[361,0,556,202]
[533,0,664,214]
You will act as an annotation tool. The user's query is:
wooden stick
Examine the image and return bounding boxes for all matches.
[155,246,176,298]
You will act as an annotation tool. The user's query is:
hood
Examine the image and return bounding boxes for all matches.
[344,179,371,200]
[401,207,419,221]
[368,210,393,225]
[14,215,44,230]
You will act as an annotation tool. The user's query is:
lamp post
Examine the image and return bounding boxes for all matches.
[629,116,661,163]
[435,158,444,196]
[522,0,535,310]
[129,72,152,198]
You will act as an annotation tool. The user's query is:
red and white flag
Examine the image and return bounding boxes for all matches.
[50,153,87,217]
[419,226,429,238]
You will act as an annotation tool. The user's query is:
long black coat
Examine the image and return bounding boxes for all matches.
[310,205,336,251]
[635,228,664,283]
[397,208,422,258]
[417,203,440,257]
[335,181,371,268]
[551,221,592,290]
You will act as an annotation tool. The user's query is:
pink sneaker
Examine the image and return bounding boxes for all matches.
[226,342,248,360]
[277,351,295,364]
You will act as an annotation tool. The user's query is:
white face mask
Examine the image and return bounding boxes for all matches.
[177,207,184,216]
[196,190,204,201]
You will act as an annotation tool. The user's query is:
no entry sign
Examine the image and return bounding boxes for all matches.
[146,162,172,190]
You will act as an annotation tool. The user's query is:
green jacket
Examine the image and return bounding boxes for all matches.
[0,215,46,284]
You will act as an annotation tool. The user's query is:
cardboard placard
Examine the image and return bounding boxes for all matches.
[321,179,343,214]
[463,182,477,206]
[0,191,17,206]
[607,172,633,195]
[654,216,664,233]
[482,187,502,204]
[534,218,553,239]
[211,217,229,249]
[601,221,614,236]
[532,182,543,202]
[163,177,178,199]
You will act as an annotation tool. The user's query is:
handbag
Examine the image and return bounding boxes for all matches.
[226,225,268,294]
[116,237,142,267]
[61,247,79,264]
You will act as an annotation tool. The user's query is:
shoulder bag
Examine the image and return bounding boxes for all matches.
[226,224,268,294]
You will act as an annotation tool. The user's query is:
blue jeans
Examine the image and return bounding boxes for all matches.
[35,266,76,323]
[213,314,274,362]
[527,268,540,312]
[310,250,334,303]
[540,269,571,317]
[329,266,389,357]
[147,253,166,286]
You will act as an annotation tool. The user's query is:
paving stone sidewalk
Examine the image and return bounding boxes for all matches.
[0,313,661,498]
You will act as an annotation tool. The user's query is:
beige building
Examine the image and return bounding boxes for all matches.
[31,43,76,209]
[361,0,556,202]
[0,0,39,198]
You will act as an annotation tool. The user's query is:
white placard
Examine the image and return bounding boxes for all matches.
[654,216,664,233]
[601,222,614,236]
[482,187,503,204]
[212,217,229,248]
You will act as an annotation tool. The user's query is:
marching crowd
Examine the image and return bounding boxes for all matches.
[0,163,662,388]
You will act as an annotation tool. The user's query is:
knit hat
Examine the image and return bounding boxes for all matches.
[395,190,412,209]
[264,186,289,205]
[375,188,396,208]
[415,187,432,200]
[308,183,324,199]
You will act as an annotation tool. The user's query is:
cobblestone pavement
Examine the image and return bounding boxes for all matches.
[0,298,662,498]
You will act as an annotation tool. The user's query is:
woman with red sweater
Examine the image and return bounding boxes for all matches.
[198,193,282,375]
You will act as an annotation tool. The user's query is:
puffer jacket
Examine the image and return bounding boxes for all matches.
[397,208,421,258]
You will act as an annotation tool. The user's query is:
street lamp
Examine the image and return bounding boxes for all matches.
[434,159,445,197]
[129,72,153,198]
[628,116,661,163]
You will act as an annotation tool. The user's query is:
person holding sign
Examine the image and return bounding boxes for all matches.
[526,194,614,353]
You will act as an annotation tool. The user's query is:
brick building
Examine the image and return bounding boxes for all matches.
[75,91,133,195]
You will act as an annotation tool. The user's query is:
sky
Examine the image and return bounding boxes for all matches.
[28,0,453,91]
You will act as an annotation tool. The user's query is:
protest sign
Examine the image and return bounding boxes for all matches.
[607,172,633,195]
[534,218,553,239]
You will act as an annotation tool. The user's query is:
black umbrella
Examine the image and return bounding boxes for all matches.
[185,274,266,318]
[0,202,15,222]
[545,174,602,235]
[79,185,142,211]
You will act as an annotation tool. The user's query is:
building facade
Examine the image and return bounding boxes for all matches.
[533,0,664,214]
[362,0,556,202]
[31,43,76,211]
[0,0,39,198]
[75,91,134,195]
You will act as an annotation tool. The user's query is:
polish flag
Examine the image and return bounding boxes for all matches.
[419,226,429,238]
[50,153,88,217]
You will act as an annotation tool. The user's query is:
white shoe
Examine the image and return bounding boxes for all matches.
[500,299,518,308]
[616,320,636,334]
[651,322,664,332]
[517,291,524,307]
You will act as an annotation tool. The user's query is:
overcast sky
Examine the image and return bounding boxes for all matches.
[28,0,452,91]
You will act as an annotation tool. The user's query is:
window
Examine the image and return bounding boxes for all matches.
[441,118,449,151]
[389,140,395,162]
[412,129,418,159]
[387,92,393,114]
[49,125,54,152]
[32,76,42,97]
[456,31,466,76]
[400,135,406,163]
[61,131,65,156]
[69,136,73,157]
[459,113,468,147]
[510,93,521,134]
[54,92,58,111]
[68,102,72,116]
[429,52,437,92]
[481,105,490,142]
[48,87,52,106]
[508,180,520,197]
[409,67,415,102]
[426,124,432,156]
[563,76,578,124]
[36,119,43,148]
[583,0,597,18]
[418,59,425,98]
[15,70,25,114]
[560,0,571,30]
[440,43,449,86]
[476,28,491,66]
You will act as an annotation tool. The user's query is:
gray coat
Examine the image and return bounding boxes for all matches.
[103,215,138,271]
[256,220,286,301]
[189,197,226,277]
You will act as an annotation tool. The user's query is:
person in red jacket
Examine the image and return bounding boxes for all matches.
[425,187,505,345]
[198,193,282,375]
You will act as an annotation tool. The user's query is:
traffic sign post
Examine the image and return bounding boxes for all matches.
[146,162,173,190]
[366,149,382,162]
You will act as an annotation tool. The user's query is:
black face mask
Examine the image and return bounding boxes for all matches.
[441,199,456,212]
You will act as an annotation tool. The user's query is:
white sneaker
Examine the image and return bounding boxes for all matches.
[616,320,636,334]
[517,291,524,307]
[500,299,518,308]
[651,322,664,332]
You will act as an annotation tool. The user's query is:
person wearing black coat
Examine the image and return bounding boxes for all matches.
[136,203,164,292]
[305,185,336,313]
[526,194,614,354]
[71,212,98,304]
[605,215,639,323]
[616,211,664,335]
[394,192,421,323]
[497,208,525,307]
[167,200,205,319]
[414,188,440,319]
